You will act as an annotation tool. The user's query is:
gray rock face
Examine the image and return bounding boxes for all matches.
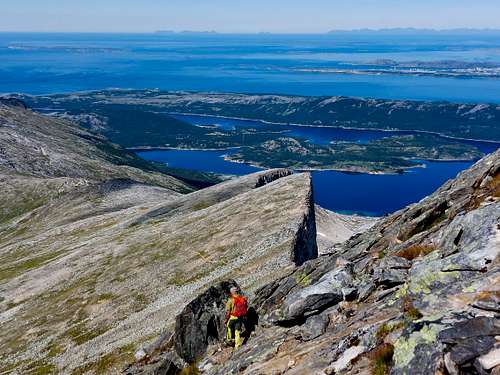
[1,102,498,375]
[0,106,322,374]
[280,263,354,322]
[174,280,238,363]
[197,150,500,375]
[373,256,410,287]
[0,103,192,191]
[124,351,186,375]
[299,314,330,341]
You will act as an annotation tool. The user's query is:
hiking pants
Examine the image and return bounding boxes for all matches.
[226,316,243,348]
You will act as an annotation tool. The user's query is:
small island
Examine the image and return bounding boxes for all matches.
[226,134,484,173]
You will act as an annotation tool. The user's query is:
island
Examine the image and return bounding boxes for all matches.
[16,90,497,174]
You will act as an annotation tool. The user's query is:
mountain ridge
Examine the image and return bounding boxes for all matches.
[0,102,497,374]
[130,149,499,375]
[0,104,375,374]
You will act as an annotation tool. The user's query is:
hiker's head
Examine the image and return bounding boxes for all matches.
[230,286,239,296]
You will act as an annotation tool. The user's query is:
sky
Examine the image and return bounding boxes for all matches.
[2,0,500,33]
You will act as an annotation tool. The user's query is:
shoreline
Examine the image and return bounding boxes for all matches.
[165,111,500,145]
[291,67,500,79]
[222,154,428,175]
[134,145,432,175]
[130,146,242,152]
[132,146,476,175]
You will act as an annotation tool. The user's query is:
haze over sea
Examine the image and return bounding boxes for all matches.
[2,32,500,102]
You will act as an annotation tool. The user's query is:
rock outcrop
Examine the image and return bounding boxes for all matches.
[174,280,238,363]
[0,104,326,374]
[2,102,497,375]
[191,149,499,375]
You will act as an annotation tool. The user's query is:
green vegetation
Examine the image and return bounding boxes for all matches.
[46,342,64,358]
[19,91,490,175]
[0,250,66,283]
[66,323,107,345]
[25,360,57,375]
[228,134,483,173]
[401,297,423,320]
[376,321,406,342]
[295,271,312,287]
[72,344,135,375]
[369,343,395,375]
[192,201,212,211]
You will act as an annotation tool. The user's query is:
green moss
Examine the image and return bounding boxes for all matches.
[133,293,149,311]
[409,269,459,295]
[170,270,187,286]
[46,341,64,358]
[378,248,388,259]
[404,307,423,321]
[0,362,19,374]
[72,344,135,375]
[97,293,115,302]
[462,285,477,293]
[192,202,212,211]
[0,194,48,225]
[25,360,57,375]
[389,283,409,306]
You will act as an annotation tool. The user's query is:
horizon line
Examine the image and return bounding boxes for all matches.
[2,27,500,35]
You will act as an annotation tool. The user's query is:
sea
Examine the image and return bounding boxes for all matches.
[1,32,499,215]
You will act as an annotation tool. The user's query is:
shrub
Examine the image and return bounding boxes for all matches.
[375,321,406,342]
[395,244,435,261]
[369,343,394,375]
[179,363,200,375]
[402,296,423,320]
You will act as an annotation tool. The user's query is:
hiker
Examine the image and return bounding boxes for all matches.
[225,286,248,349]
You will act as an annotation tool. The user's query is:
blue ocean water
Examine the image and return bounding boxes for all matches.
[170,114,500,154]
[137,149,474,216]
[2,32,500,102]
[138,115,498,216]
[2,32,499,214]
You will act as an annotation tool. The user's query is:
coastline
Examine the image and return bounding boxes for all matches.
[291,67,500,79]
[164,111,500,144]
[132,146,475,176]
[130,146,242,152]
[223,154,428,175]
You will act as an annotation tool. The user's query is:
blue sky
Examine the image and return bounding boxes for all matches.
[2,0,500,33]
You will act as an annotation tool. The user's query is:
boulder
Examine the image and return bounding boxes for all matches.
[299,314,330,341]
[124,351,186,375]
[478,347,500,370]
[438,317,500,344]
[279,263,354,322]
[174,280,239,363]
[449,336,496,365]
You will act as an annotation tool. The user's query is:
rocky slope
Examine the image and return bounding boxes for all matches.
[4,100,496,375]
[0,103,372,374]
[135,149,499,375]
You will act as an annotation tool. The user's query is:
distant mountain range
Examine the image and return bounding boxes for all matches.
[328,28,500,35]
[152,28,500,36]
